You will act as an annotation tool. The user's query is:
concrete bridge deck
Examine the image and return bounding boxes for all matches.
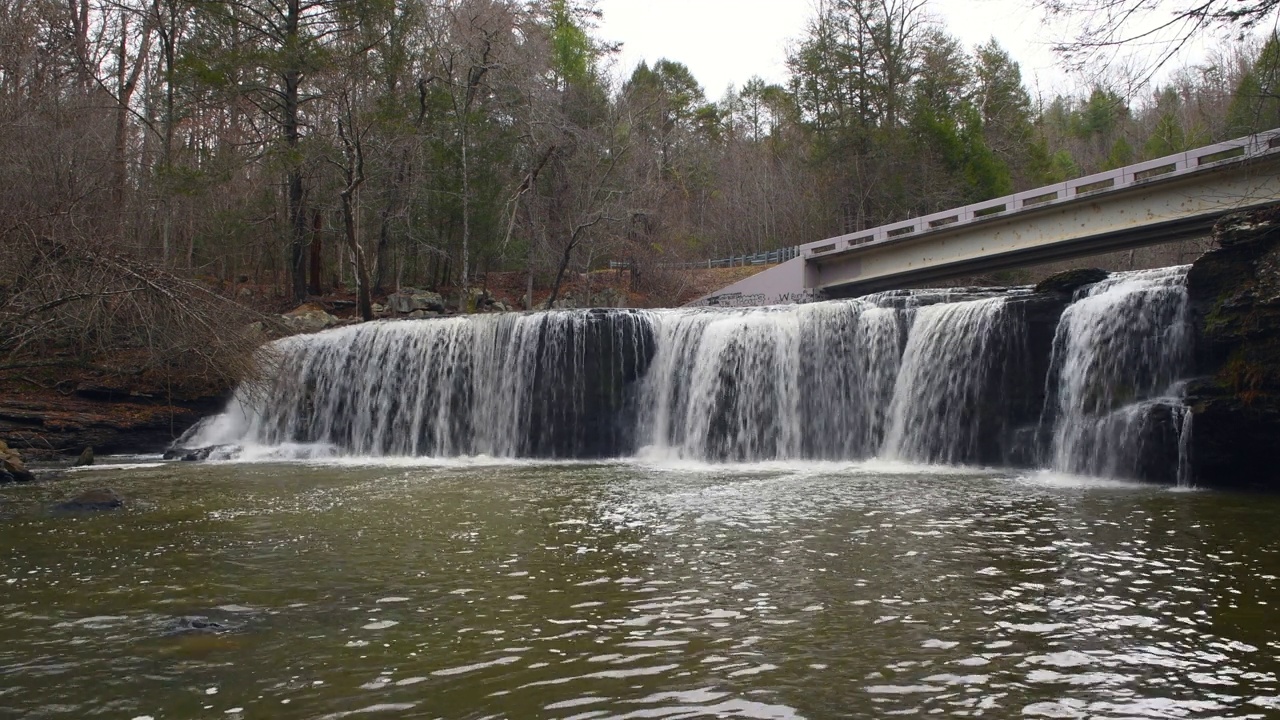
[689,129,1280,307]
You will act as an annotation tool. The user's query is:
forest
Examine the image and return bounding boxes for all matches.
[3,0,1280,384]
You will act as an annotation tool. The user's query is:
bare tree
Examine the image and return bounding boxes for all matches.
[1036,0,1280,86]
[335,96,373,321]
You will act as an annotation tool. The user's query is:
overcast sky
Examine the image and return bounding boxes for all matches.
[595,0,1223,103]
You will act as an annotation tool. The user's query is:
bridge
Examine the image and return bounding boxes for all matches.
[688,128,1280,307]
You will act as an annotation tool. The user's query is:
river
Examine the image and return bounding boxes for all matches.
[2,458,1278,719]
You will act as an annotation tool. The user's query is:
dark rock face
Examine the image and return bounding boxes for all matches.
[1034,268,1109,295]
[54,488,124,512]
[996,293,1074,465]
[1185,207,1280,491]
[1,386,228,461]
[1127,401,1187,485]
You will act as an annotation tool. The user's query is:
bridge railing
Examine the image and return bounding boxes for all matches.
[801,128,1280,260]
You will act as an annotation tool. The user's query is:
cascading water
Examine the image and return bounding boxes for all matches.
[1041,266,1193,482]
[881,296,1019,464]
[186,311,655,459]
[638,299,908,462]
[186,267,1198,483]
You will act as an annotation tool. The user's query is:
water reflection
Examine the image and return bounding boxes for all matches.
[0,460,1277,718]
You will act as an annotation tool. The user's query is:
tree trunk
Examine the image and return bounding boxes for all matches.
[284,0,307,302]
[308,210,323,295]
[342,193,372,321]
[545,239,576,309]
[459,122,471,300]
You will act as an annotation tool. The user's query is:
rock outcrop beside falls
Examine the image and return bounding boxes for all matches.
[1186,206,1280,491]
[0,382,227,461]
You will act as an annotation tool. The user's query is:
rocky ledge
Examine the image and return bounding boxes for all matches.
[0,382,226,461]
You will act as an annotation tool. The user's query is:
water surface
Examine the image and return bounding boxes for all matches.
[2,460,1278,719]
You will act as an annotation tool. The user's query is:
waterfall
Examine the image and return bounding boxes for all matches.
[637,300,908,461]
[1042,266,1193,480]
[185,266,1198,483]
[188,311,655,459]
[881,297,1019,464]
[1177,409,1194,488]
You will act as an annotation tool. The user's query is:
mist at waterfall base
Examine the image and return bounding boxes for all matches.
[186,266,1194,485]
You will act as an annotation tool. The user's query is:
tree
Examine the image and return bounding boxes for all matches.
[188,0,375,301]
[335,98,373,321]
[429,0,517,297]
[1036,0,1280,84]
[974,39,1038,185]
[1226,34,1280,134]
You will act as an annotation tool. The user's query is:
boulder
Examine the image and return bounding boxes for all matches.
[242,320,271,345]
[54,488,124,512]
[587,287,628,308]
[0,440,35,483]
[164,446,200,461]
[550,294,578,309]
[1213,207,1280,248]
[388,289,445,314]
[280,303,338,334]
[73,446,94,467]
[1034,267,1109,295]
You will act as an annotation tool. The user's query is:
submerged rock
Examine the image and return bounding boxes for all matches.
[166,616,234,635]
[162,445,236,462]
[54,488,124,512]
